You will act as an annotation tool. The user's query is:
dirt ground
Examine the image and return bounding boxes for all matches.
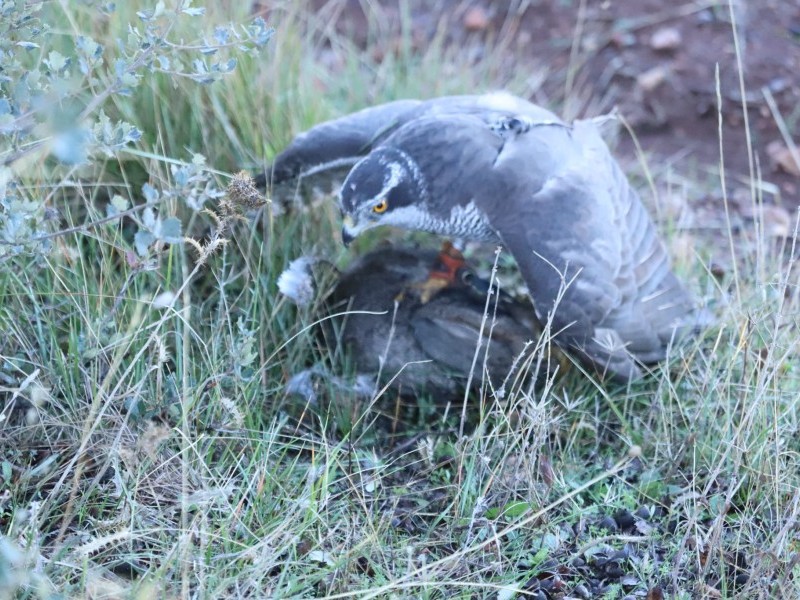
[306,0,800,213]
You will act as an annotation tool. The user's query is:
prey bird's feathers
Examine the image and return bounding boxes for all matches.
[269,92,706,381]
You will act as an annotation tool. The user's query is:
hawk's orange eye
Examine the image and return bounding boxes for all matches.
[372,199,388,214]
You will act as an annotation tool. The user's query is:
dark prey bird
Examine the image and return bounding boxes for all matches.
[269,93,705,382]
[326,245,553,397]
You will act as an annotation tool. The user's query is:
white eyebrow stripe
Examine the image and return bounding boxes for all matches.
[378,148,431,203]
[380,160,404,195]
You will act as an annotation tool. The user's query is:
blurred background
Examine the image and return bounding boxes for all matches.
[287,0,800,204]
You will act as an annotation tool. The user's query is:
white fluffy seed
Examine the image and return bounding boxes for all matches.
[277,257,316,307]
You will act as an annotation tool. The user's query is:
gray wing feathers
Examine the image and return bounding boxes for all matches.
[270,100,422,184]
[490,176,643,379]
[269,93,560,186]
[488,119,696,379]
[409,92,560,125]
[602,146,696,359]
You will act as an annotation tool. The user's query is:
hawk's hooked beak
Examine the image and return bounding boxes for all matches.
[341,214,357,247]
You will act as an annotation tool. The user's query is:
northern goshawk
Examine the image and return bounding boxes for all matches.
[269,92,707,382]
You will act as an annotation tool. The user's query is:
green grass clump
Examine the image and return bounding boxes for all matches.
[1,2,798,599]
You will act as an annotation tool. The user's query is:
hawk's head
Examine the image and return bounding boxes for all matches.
[339,147,430,245]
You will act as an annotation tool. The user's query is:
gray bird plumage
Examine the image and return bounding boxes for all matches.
[270,92,706,382]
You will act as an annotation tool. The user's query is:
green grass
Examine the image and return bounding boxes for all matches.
[1,1,799,599]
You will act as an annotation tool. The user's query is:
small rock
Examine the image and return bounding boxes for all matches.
[598,515,619,532]
[538,577,555,592]
[634,505,652,520]
[524,578,541,591]
[621,575,640,587]
[614,509,636,531]
[650,26,682,51]
[709,263,726,280]
[696,8,715,24]
[463,6,490,32]
[606,564,625,578]
[757,204,793,238]
[573,583,591,599]
[767,140,800,177]
[637,65,669,92]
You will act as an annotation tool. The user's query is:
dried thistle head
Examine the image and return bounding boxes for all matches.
[221,171,268,217]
